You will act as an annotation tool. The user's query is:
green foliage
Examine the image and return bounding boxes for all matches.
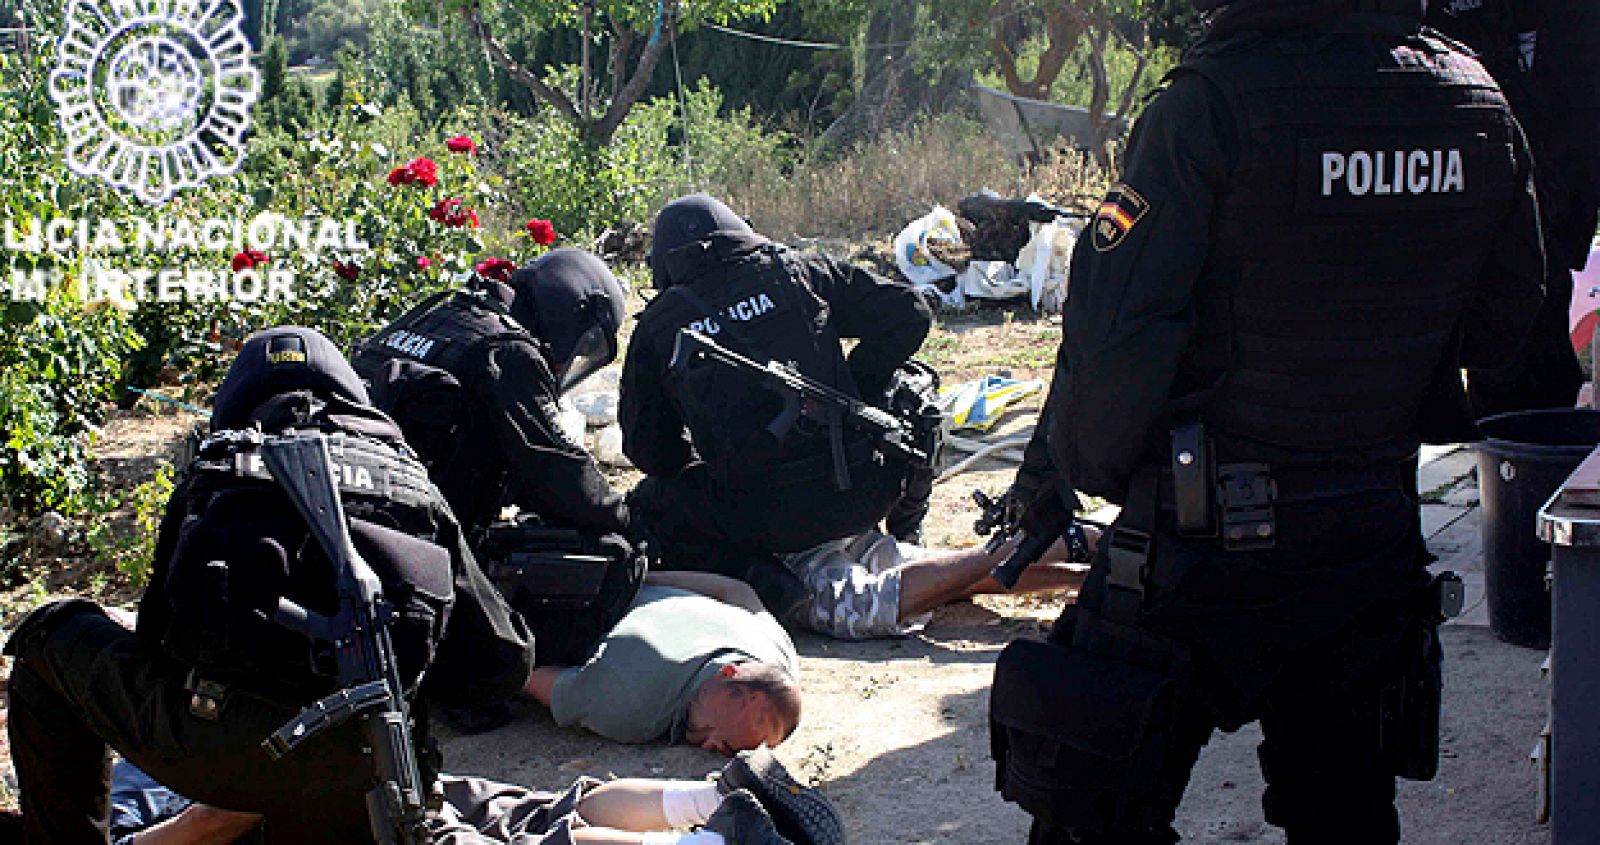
[366,8,494,124]
[0,290,144,515]
[286,0,380,64]
[258,37,323,131]
[0,41,146,516]
[977,30,1180,115]
[83,465,173,587]
[502,77,791,238]
[434,0,781,36]
[261,35,289,101]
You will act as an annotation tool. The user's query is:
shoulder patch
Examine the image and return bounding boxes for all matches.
[1092,182,1150,252]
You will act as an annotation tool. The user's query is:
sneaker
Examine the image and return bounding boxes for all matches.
[717,746,846,845]
[704,789,794,845]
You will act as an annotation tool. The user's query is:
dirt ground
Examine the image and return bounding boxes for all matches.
[0,308,1556,842]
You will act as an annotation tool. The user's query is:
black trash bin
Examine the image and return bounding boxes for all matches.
[1475,409,1600,649]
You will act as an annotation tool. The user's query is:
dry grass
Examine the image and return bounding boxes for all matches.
[709,116,1112,243]
[712,116,1016,242]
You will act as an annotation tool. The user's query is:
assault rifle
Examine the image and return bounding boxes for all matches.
[258,435,432,845]
[670,328,938,491]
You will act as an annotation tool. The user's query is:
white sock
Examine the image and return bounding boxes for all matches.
[641,832,726,845]
[660,780,725,828]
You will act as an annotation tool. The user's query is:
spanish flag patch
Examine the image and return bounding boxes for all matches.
[1091,182,1150,252]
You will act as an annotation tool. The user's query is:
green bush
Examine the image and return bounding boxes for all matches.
[0,43,146,516]
[0,290,144,515]
[83,465,173,587]
[500,77,792,239]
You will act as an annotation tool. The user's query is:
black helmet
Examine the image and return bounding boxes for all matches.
[648,193,755,289]
[212,326,369,430]
[508,248,626,393]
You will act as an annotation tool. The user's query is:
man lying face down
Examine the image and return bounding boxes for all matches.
[524,571,803,757]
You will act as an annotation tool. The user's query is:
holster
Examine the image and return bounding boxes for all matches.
[1378,572,1459,781]
[480,522,615,604]
[989,606,1196,836]
[480,518,645,666]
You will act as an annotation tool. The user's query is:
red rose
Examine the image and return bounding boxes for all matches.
[416,256,433,270]
[445,135,477,155]
[231,249,268,272]
[474,257,516,283]
[524,218,556,246]
[387,157,439,188]
[332,261,361,281]
[429,198,479,229]
[407,157,439,187]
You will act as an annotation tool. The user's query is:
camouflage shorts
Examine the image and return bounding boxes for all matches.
[781,530,933,640]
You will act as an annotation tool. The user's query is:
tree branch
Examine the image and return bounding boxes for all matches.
[1029,3,1088,100]
[463,6,582,126]
[593,0,678,144]
[1084,20,1114,169]
[988,34,1031,97]
[1113,20,1150,123]
[609,22,635,100]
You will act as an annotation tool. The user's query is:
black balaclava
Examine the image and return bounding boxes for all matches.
[507,248,627,393]
[212,326,369,431]
[648,193,762,289]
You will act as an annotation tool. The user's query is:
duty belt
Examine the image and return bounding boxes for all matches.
[1101,458,1411,624]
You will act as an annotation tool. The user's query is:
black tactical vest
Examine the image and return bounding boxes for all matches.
[155,396,455,701]
[644,244,863,486]
[1174,26,1521,466]
[350,290,535,531]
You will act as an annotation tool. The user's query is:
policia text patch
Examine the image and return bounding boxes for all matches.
[1297,134,1487,213]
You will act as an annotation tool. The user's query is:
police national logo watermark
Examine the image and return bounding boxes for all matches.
[49,0,259,204]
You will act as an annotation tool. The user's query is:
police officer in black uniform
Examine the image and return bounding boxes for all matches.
[1424,0,1597,415]
[352,250,643,679]
[987,0,1546,842]
[351,249,631,543]
[620,194,934,607]
[4,327,533,844]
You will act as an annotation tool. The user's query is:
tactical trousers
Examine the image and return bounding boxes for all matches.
[1024,607,1408,845]
[5,601,376,844]
[1025,486,1428,844]
[633,455,907,572]
[633,456,907,616]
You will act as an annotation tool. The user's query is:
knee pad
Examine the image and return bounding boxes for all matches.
[990,608,1197,838]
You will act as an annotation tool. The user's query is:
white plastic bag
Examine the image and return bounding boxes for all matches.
[894,206,963,287]
[1016,220,1080,312]
[957,260,1028,301]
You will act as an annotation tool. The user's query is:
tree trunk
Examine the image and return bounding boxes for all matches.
[990,2,1089,101]
[465,3,676,149]
[818,0,970,153]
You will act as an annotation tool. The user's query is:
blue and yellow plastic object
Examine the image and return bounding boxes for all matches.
[939,374,1046,431]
